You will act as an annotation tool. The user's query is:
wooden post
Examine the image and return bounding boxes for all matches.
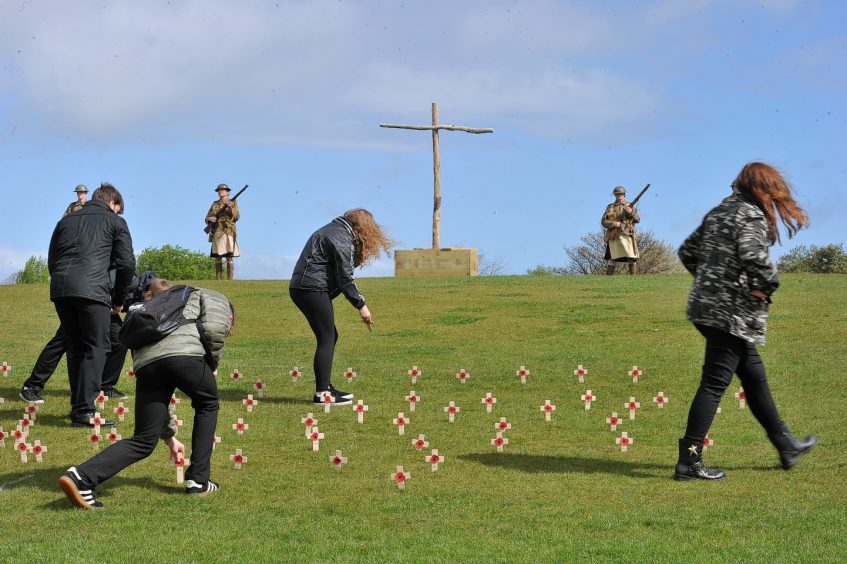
[380,103,492,250]
[432,102,441,249]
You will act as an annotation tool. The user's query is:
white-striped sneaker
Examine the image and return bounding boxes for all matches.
[185,479,220,496]
[58,467,102,509]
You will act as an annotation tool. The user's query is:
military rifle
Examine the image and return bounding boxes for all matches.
[204,184,248,236]
[603,183,650,243]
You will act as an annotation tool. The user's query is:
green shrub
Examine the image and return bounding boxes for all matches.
[14,255,50,284]
[136,244,216,280]
[778,243,847,274]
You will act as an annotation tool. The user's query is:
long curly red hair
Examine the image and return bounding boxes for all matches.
[343,209,393,266]
[733,162,809,245]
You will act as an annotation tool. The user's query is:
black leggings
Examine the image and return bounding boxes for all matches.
[682,324,782,444]
[290,288,338,392]
[77,355,219,486]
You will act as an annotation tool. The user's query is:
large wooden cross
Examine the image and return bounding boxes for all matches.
[381,102,493,249]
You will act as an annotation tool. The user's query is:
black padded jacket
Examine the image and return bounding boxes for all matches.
[48,200,136,307]
[289,217,365,309]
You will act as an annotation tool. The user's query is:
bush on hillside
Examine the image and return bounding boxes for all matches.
[136,244,216,280]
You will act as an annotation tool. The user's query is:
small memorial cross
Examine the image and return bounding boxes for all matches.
[89,412,106,434]
[96,391,108,411]
[330,450,348,469]
[290,367,301,381]
[444,401,460,423]
[616,431,633,452]
[606,412,622,431]
[344,367,357,384]
[481,393,497,413]
[495,417,512,433]
[17,440,30,462]
[254,379,266,399]
[516,366,530,384]
[0,361,10,376]
[353,400,368,424]
[491,432,509,452]
[230,448,247,469]
[425,449,445,472]
[456,369,469,384]
[107,427,122,444]
[652,392,669,408]
[30,439,46,463]
[540,400,556,422]
[629,366,642,384]
[230,369,242,381]
[408,366,421,384]
[581,390,596,411]
[243,394,258,413]
[625,397,641,420]
[114,401,129,422]
[308,427,324,451]
[391,466,410,490]
[412,434,429,451]
[175,456,185,484]
[302,413,318,436]
[735,388,746,409]
[393,412,409,436]
[232,418,249,435]
[574,365,588,384]
[405,391,419,412]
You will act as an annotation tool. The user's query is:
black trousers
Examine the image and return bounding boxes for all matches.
[77,355,219,487]
[290,288,338,392]
[24,316,127,392]
[53,298,112,418]
[682,324,782,445]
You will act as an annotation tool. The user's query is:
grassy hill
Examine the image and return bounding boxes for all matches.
[1,274,845,561]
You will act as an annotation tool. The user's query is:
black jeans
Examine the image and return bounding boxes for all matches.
[290,288,338,392]
[682,324,782,445]
[25,316,127,392]
[53,298,111,418]
[77,355,219,487]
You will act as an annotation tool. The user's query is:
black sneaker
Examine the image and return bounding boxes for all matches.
[58,467,102,509]
[329,384,354,400]
[103,386,128,400]
[186,480,221,496]
[313,390,352,407]
[19,387,44,404]
[71,413,116,428]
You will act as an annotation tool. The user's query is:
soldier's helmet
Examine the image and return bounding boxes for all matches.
[612,186,626,195]
[216,183,231,192]
[74,184,88,193]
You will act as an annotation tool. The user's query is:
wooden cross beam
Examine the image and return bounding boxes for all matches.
[381,102,493,249]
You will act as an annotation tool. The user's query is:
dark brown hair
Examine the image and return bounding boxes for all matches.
[92,182,125,213]
[733,162,809,244]
[343,208,393,266]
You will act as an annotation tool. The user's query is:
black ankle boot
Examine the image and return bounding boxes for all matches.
[674,439,726,481]
[768,423,817,470]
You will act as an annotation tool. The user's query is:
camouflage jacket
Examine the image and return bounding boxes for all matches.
[206,200,240,237]
[677,193,779,344]
[601,202,640,236]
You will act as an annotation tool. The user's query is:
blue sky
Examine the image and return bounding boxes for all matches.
[1,0,844,280]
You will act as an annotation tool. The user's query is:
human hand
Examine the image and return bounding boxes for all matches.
[164,436,186,463]
[625,206,633,214]
[359,305,372,325]
[111,305,123,314]
[751,289,768,301]
[613,221,622,228]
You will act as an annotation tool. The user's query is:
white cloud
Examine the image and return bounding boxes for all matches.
[0,245,45,284]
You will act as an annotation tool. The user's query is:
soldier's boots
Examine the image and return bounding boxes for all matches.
[215,263,223,280]
[674,439,726,481]
[226,263,235,280]
[768,422,817,470]
[606,265,616,275]
[627,261,638,275]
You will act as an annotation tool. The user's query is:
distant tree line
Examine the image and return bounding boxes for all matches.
[7,245,216,284]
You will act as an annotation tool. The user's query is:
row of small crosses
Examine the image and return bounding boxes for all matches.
[1,363,746,476]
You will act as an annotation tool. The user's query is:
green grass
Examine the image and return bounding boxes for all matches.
[1,274,845,562]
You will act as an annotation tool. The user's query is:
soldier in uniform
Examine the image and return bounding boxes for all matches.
[205,184,240,280]
[674,162,816,480]
[64,184,88,216]
[601,186,640,275]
